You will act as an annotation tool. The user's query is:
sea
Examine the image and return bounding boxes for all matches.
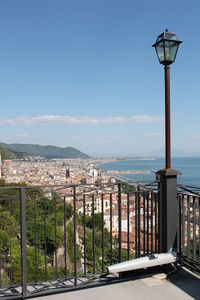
[98,157,200,187]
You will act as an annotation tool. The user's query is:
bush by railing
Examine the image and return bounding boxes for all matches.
[0,182,159,298]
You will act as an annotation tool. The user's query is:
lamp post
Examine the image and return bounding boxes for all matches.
[153,30,182,254]
[153,29,182,169]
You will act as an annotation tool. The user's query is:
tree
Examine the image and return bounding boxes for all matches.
[0,230,9,253]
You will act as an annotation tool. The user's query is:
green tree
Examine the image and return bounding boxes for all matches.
[77,212,103,230]
[10,240,44,284]
[0,230,9,253]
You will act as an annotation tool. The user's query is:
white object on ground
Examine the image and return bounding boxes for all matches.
[107,252,177,274]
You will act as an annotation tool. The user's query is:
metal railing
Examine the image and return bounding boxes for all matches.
[0,183,159,299]
[1,181,200,299]
[178,185,200,273]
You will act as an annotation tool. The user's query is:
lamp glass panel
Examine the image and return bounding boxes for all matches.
[163,40,170,62]
[165,33,177,41]
[169,41,179,62]
[155,41,164,63]
[163,40,179,63]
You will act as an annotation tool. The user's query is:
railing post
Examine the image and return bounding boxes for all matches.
[118,184,122,263]
[73,186,77,286]
[92,194,95,273]
[101,194,104,273]
[137,191,141,257]
[83,195,86,275]
[64,196,67,278]
[0,251,2,288]
[109,193,113,265]
[156,169,178,253]
[20,187,27,298]
[157,178,161,253]
[178,194,182,257]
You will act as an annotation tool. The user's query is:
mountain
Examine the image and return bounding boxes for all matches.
[0,145,16,160]
[2,143,89,159]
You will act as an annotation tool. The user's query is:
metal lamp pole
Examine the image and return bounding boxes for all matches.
[153,30,182,253]
[165,65,171,169]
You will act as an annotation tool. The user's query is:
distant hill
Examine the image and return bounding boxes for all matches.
[0,145,16,160]
[2,143,90,159]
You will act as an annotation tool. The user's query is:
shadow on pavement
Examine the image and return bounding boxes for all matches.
[169,267,200,300]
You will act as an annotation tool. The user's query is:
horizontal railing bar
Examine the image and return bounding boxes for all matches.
[178,185,200,196]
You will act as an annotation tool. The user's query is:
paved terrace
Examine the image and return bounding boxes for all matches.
[34,267,200,300]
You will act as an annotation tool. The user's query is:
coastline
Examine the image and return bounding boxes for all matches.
[97,157,200,187]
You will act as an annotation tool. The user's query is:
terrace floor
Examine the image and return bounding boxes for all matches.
[34,267,200,300]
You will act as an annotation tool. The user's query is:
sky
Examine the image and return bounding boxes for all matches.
[0,0,200,157]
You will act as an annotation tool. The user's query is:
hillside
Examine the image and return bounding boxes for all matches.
[2,143,89,159]
[0,144,16,160]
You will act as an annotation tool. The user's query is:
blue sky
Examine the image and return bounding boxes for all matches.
[0,0,200,156]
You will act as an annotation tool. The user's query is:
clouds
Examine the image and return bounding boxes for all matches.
[0,115,164,126]
[12,134,30,142]
[131,115,164,122]
[144,133,163,138]
[193,134,200,140]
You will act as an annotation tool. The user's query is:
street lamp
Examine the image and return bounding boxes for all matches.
[153,29,182,169]
[153,30,182,254]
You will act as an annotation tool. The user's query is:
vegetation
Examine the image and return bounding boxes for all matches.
[0,179,135,287]
[77,213,134,272]
[0,145,16,160]
[185,239,199,261]
[116,180,137,193]
[2,143,89,159]
[0,180,74,285]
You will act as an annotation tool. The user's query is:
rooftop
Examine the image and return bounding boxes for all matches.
[33,268,200,300]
